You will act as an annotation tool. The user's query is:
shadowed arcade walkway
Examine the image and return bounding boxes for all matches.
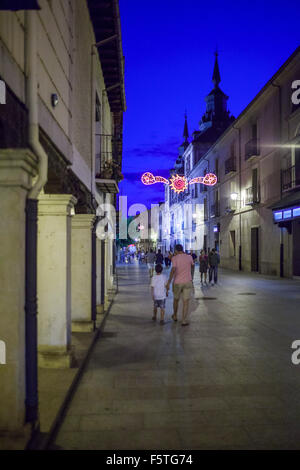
[53,263,300,449]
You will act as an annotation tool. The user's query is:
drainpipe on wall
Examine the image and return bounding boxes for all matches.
[25,10,48,425]
[272,81,283,277]
[233,123,242,270]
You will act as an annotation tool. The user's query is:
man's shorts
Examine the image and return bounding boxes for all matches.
[173,282,193,301]
[154,299,166,308]
[147,263,155,270]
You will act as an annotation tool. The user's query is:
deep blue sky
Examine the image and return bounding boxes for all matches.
[118,0,300,209]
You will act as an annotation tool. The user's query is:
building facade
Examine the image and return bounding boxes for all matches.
[163,48,300,278]
[0,0,125,442]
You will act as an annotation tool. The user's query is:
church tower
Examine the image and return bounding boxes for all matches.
[173,113,189,175]
[194,51,234,141]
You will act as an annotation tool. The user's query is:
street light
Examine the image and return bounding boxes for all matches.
[230,192,238,201]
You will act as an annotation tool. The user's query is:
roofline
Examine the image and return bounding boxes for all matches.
[194,45,300,164]
[113,0,126,112]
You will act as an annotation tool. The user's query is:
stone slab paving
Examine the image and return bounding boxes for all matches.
[53,263,300,450]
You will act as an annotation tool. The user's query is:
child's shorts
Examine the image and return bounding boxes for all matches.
[154,299,166,308]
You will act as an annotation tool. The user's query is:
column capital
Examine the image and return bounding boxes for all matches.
[0,148,38,190]
[72,213,96,229]
[38,194,77,216]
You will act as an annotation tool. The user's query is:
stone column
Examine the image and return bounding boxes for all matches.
[0,149,37,436]
[37,194,77,368]
[71,214,96,332]
[96,236,104,315]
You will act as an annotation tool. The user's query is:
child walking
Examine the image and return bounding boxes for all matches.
[151,264,168,324]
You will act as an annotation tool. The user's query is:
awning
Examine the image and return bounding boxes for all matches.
[269,192,300,210]
[269,192,300,223]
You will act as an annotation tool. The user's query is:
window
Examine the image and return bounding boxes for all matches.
[215,158,219,179]
[230,142,235,157]
[252,123,257,140]
[95,93,101,177]
[204,198,208,221]
[229,231,236,257]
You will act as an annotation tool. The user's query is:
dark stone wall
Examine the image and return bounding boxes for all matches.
[0,79,28,148]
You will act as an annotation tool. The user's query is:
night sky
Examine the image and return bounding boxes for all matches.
[118,0,300,210]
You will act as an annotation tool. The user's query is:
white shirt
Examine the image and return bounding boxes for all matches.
[151,273,167,300]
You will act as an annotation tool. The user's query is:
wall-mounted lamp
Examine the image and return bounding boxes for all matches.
[51,93,59,108]
[230,192,239,201]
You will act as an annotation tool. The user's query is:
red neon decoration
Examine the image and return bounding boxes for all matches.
[141,171,217,192]
[141,172,169,185]
[169,174,188,194]
[189,173,217,186]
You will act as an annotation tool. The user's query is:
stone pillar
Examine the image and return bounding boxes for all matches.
[0,149,37,436]
[37,194,77,368]
[71,214,96,332]
[96,236,104,315]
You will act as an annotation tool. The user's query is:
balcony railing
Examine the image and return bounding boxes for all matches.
[210,202,220,218]
[245,138,260,160]
[282,165,300,192]
[95,134,122,193]
[225,156,236,174]
[245,186,259,205]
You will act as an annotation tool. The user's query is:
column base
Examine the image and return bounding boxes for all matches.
[38,346,73,369]
[96,304,104,314]
[0,422,32,450]
[71,320,94,333]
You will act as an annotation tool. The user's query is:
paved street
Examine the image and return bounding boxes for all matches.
[54,263,300,450]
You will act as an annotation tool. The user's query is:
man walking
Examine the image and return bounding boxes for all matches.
[208,248,220,285]
[166,244,194,326]
[155,249,164,265]
[146,248,156,277]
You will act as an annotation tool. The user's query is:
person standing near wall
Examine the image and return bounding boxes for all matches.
[199,249,208,285]
[208,248,220,285]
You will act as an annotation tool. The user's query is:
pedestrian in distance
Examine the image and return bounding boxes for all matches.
[166,244,194,326]
[199,249,208,285]
[190,250,197,281]
[146,248,156,278]
[167,250,173,267]
[164,253,169,268]
[208,248,220,285]
[151,263,168,325]
[155,249,164,265]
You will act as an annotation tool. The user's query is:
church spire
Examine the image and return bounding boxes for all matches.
[212,49,221,88]
[183,112,189,143]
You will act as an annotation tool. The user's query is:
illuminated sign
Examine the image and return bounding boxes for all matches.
[273,205,300,222]
[274,211,283,221]
[141,172,217,194]
[293,207,300,218]
[283,210,292,219]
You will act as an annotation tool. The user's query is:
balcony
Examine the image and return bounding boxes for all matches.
[210,202,220,218]
[245,186,259,205]
[245,138,260,160]
[282,165,300,193]
[225,156,236,174]
[95,134,122,194]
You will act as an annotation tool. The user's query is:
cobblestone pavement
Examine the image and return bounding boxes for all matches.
[54,263,300,449]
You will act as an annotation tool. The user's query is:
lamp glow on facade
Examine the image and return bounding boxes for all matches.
[230,192,238,201]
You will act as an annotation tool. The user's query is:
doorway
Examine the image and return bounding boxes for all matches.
[293,220,300,276]
[251,227,259,272]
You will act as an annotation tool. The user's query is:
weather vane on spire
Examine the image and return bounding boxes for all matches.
[212,48,221,87]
